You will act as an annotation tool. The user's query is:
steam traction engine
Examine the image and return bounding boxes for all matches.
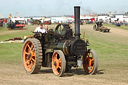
[93,20,110,32]
[22,6,98,77]
[7,20,25,30]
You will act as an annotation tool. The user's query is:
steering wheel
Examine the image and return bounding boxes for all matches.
[55,24,68,36]
[55,24,63,35]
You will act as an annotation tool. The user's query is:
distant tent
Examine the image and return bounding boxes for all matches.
[72,15,74,18]
[90,18,95,22]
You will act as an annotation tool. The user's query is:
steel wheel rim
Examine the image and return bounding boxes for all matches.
[83,51,94,73]
[23,41,35,72]
[52,52,62,75]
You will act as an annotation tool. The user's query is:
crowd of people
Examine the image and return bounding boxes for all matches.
[111,20,128,26]
[101,18,128,26]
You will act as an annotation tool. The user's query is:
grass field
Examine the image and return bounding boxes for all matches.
[0,24,128,85]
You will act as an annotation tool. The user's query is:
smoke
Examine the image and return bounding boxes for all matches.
[81,7,95,14]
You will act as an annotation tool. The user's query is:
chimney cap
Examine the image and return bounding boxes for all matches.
[74,6,80,8]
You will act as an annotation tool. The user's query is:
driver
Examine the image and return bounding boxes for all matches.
[34,23,47,33]
[24,23,47,40]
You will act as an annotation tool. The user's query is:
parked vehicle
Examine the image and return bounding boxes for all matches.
[7,20,25,30]
[0,19,3,27]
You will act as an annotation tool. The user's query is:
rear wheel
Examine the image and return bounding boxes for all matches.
[93,25,96,30]
[52,50,66,77]
[83,49,98,74]
[22,38,42,74]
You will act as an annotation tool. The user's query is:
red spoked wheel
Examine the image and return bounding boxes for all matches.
[52,50,66,77]
[22,38,42,74]
[83,49,98,74]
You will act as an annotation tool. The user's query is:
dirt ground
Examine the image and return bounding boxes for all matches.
[0,24,128,85]
[0,63,128,85]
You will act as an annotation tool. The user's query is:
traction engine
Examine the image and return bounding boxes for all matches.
[22,6,98,77]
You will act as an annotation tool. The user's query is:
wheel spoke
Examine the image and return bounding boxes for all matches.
[53,54,60,71]
[26,60,30,64]
[24,50,29,55]
[88,58,91,66]
[27,44,31,51]
[31,44,34,51]
[91,66,93,70]
[53,53,57,62]
[55,53,58,57]
[31,50,35,56]
[89,66,93,72]
[28,65,32,70]
[27,60,33,69]
[91,58,94,61]
[55,59,61,69]
[31,57,35,62]
[53,64,56,69]
[55,65,58,69]
[59,58,61,63]
[31,48,35,52]
[58,66,61,69]
[30,60,34,66]
[24,43,28,51]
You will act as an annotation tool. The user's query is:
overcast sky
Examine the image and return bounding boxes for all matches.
[0,0,128,17]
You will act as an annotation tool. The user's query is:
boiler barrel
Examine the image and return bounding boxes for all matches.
[50,40,70,55]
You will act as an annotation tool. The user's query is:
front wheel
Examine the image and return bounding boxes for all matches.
[83,49,98,74]
[52,50,66,77]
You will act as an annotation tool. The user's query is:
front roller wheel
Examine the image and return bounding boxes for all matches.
[83,49,98,74]
[22,38,42,74]
[52,50,66,77]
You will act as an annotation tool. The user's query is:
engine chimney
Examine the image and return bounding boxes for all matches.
[74,6,80,39]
